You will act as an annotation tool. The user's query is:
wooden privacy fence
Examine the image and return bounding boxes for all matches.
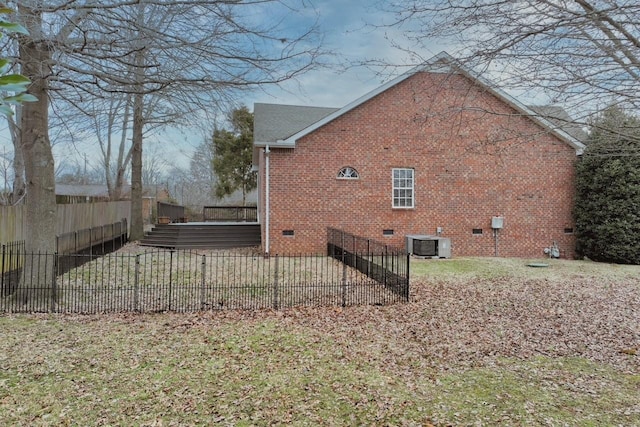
[0,201,130,245]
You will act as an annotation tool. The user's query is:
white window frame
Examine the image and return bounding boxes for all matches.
[392,168,414,208]
[337,166,359,179]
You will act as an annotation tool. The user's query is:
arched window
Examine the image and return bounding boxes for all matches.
[337,166,359,179]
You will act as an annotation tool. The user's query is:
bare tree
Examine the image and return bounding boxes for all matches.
[6,0,323,303]
[142,140,170,187]
[165,141,220,212]
[9,0,323,252]
[82,93,134,200]
[379,1,640,127]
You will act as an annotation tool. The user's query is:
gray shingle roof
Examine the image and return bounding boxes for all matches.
[528,105,588,144]
[253,103,338,144]
[55,184,111,198]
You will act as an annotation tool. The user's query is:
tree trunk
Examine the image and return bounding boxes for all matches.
[113,164,128,201]
[8,112,26,205]
[129,45,145,241]
[130,89,144,240]
[17,16,57,304]
[20,42,56,252]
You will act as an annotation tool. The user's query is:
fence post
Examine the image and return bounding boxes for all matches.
[134,254,140,312]
[51,252,58,313]
[341,256,347,307]
[200,255,206,311]
[352,235,356,258]
[168,250,174,311]
[273,254,279,310]
[405,252,410,302]
[1,244,5,294]
[383,246,388,287]
[366,239,371,277]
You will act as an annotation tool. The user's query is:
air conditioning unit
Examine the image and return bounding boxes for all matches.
[406,235,452,259]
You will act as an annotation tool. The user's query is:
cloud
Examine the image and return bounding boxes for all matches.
[247,0,434,108]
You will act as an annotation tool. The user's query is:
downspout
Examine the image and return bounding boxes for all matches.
[264,145,270,254]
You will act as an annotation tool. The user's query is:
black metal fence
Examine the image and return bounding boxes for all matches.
[0,246,408,313]
[1,240,24,297]
[203,206,258,222]
[327,228,410,301]
[56,219,128,254]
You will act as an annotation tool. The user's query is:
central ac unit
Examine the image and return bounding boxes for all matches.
[406,235,452,258]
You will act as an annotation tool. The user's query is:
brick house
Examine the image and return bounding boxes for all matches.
[253,52,586,258]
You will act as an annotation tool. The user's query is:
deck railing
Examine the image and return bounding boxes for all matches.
[203,206,257,222]
[157,202,186,223]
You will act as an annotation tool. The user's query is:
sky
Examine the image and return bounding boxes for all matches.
[249,0,440,108]
[139,0,417,170]
[161,0,451,168]
[1,0,450,185]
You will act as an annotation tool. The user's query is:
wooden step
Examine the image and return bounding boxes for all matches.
[140,223,261,249]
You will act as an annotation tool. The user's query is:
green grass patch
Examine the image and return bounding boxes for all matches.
[430,357,640,426]
[410,256,640,281]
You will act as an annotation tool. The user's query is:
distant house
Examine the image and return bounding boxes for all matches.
[253,52,585,258]
[55,184,112,204]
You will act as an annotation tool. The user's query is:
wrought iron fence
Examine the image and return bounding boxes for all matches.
[0,248,407,314]
[327,228,410,301]
[56,219,128,254]
[1,240,24,297]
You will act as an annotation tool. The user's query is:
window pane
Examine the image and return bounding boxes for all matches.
[392,168,414,208]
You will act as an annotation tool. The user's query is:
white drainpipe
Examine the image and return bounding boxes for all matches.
[264,145,270,254]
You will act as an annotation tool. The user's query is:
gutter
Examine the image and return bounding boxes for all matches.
[264,144,270,254]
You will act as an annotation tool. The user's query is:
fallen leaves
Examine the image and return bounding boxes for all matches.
[1,259,639,425]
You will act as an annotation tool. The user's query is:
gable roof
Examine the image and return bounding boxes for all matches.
[253,103,338,147]
[254,51,586,154]
[527,105,589,143]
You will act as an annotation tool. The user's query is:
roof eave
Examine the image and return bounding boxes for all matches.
[254,140,296,148]
[455,66,586,155]
[280,58,446,146]
[275,51,585,155]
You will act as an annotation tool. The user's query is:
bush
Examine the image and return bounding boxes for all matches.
[574,107,640,264]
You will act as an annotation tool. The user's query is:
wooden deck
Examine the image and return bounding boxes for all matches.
[140,222,261,250]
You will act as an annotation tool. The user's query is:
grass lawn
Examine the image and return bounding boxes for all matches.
[1,257,639,426]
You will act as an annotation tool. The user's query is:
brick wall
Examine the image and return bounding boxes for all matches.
[259,71,578,258]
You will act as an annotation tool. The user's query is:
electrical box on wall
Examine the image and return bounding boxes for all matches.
[492,216,505,229]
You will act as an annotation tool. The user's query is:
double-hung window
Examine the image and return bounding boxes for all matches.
[392,168,414,208]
